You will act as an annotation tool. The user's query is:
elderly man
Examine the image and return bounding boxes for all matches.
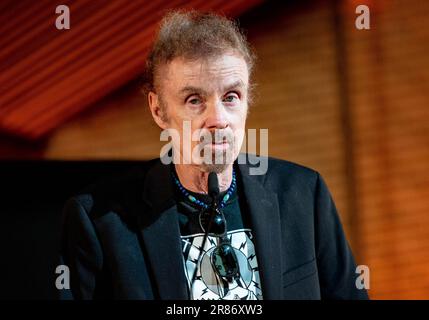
[59,10,368,300]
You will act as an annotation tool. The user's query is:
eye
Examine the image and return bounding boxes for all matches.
[185,95,202,106]
[223,92,240,104]
[190,98,201,104]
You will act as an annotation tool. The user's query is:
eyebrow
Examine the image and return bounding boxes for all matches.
[179,86,207,96]
[178,80,245,96]
[223,80,245,92]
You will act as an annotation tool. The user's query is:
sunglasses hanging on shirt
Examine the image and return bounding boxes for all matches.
[198,205,240,280]
[172,169,240,282]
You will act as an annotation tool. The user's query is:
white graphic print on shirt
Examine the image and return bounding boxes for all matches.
[181,229,263,300]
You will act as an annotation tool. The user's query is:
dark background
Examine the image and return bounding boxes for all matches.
[0,161,143,299]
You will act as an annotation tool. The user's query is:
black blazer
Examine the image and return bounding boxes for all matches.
[59,155,369,300]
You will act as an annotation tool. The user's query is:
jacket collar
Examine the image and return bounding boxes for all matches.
[139,155,283,300]
[139,159,188,299]
[237,158,283,299]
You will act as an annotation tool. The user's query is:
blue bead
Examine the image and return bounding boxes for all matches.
[172,170,238,209]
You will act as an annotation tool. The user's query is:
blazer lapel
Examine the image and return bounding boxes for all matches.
[139,160,189,300]
[237,161,283,299]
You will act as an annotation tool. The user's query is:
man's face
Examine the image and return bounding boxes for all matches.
[149,53,249,173]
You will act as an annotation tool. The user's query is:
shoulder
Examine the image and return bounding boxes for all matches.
[65,158,161,221]
[242,154,320,194]
[266,156,318,180]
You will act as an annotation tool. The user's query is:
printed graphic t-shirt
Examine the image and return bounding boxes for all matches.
[173,175,263,300]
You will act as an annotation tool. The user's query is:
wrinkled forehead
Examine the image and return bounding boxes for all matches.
[157,54,249,94]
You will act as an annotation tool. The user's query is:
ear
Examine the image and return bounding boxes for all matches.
[148,91,168,130]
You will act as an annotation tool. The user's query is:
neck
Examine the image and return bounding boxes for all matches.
[174,164,233,194]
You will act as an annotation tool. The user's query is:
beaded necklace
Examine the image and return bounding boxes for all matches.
[172,170,237,209]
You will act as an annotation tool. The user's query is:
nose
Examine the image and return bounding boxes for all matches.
[205,100,228,130]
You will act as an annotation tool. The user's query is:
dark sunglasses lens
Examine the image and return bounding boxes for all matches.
[211,244,239,278]
[199,210,226,236]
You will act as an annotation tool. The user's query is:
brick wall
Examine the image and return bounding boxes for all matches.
[343,0,429,299]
